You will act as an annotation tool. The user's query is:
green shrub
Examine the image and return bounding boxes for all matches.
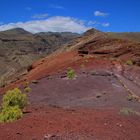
[0,106,22,123]
[23,82,29,88]
[126,60,133,65]
[2,88,27,109]
[67,68,76,79]
[24,87,32,93]
[0,88,28,123]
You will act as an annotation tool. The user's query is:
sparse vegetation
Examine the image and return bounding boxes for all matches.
[23,82,29,88]
[0,88,28,123]
[0,106,23,123]
[2,88,27,109]
[24,87,32,93]
[125,60,133,65]
[67,68,76,79]
[23,81,32,93]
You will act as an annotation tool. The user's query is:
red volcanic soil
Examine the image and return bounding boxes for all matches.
[0,32,140,139]
[0,51,79,93]
[0,106,140,140]
[0,57,140,139]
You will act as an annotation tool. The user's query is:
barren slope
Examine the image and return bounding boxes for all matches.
[0,28,79,87]
[0,28,140,140]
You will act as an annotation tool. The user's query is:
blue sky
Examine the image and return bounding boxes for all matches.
[0,0,140,33]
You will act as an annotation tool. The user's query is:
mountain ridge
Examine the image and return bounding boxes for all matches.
[0,27,140,88]
[1,27,140,92]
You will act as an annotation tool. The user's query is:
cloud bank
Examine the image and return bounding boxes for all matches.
[0,15,110,33]
[0,16,90,33]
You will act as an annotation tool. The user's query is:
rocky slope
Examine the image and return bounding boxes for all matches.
[0,28,79,87]
[1,28,140,90]
[0,28,140,140]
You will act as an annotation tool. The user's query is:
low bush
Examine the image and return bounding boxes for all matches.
[23,82,29,88]
[24,87,32,93]
[126,60,133,65]
[0,106,23,123]
[67,68,76,79]
[2,88,27,109]
[0,88,28,123]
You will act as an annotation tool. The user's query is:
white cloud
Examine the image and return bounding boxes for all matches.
[32,13,49,19]
[50,4,65,10]
[102,22,110,27]
[0,16,91,33]
[94,11,109,17]
[88,20,110,28]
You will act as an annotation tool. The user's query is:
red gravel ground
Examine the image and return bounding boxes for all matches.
[0,60,140,139]
[0,106,140,140]
[0,46,140,139]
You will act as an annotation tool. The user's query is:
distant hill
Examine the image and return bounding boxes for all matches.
[3,28,140,91]
[107,32,140,42]
[0,28,32,35]
[0,28,80,86]
[1,27,140,87]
